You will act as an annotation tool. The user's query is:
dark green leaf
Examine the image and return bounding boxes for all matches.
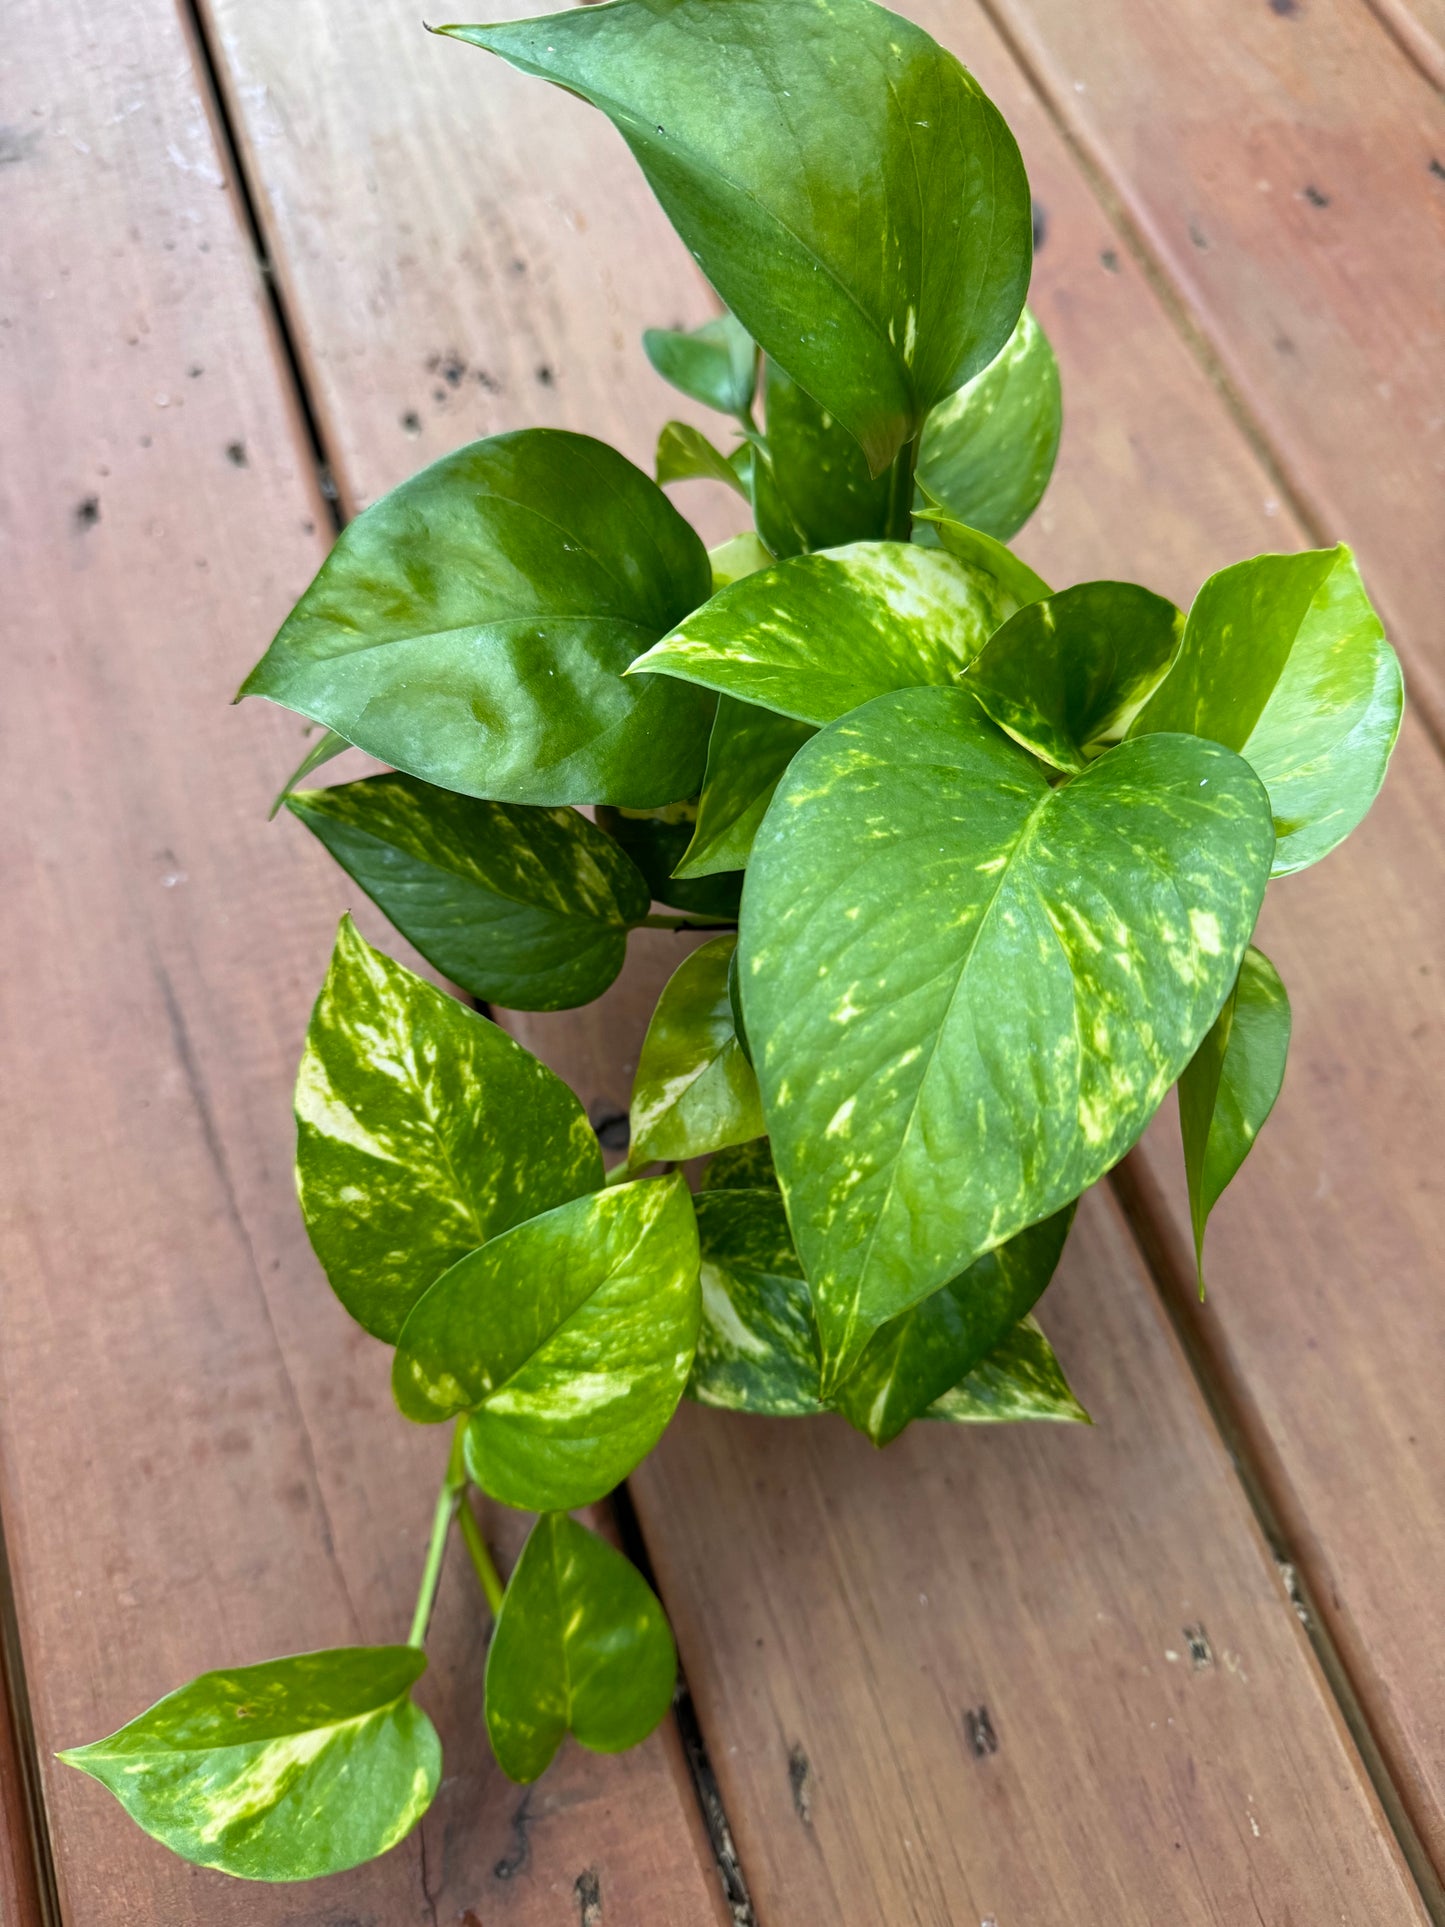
[240,430,714,808]
[754,357,893,559]
[914,501,1053,606]
[741,688,1275,1387]
[296,917,601,1341]
[288,775,649,1011]
[643,313,756,418]
[689,1187,822,1416]
[392,1176,700,1510]
[700,1138,778,1193]
[595,802,743,919]
[484,1513,676,1784]
[631,541,1026,724]
[629,936,764,1167]
[656,420,750,499]
[1179,945,1291,1290]
[925,1314,1088,1425]
[59,1648,439,1882]
[965,581,1184,772]
[442,0,1030,474]
[675,697,815,879]
[916,307,1061,540]
[1131,545,1402,875]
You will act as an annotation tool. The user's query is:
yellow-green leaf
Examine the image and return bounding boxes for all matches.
[628,936,764,1167]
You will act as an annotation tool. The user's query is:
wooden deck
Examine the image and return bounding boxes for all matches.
[3,0,1442,1918]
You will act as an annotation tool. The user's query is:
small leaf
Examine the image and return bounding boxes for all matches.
[915,503,1053,607]
[699,1137,778,1193]
[59,1647,439,1882]
[709,531,773,590]
[595,803,743,919]
[631,542,1025,724]
[675,697,815,878]
[916,308,1061,541]
[442,1,1030,475]
[1131,545,1403,875]
[392,1176,700,1511]
[726,943,752,1067]
[753,358,893,560]
[484,1513,676,1784]
[741,688,1275,1388]
[296,918,601,1341]
[965,581,1184,772]
[655,421,750,499]
[240,430,714,808]
[926,1315,1089,1425]
[629,936,764,1167]
[643,313,756,418]
[688,1188,823,1416]
[1178,945,1291,1290]
[288,775,649,1010]
[269,727,349,820]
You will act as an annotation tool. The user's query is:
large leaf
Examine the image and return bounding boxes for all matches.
[628,936,764,1167]
[916,307,1061,540]
[1178,945,1291,1290]
[643,313,756,418]
[740,687,1275,1387]
[631,542,1024,724]
[442,0,1031,475]
[675,697,816,879]
[288,776,649,1011]
[392,1176,700,1510]
[925,1315,1088,1425]
[484,1513,676,1784]
[594,802,743,919]
[965,581,1184,772]
[60,1648,439,1882]
[296,917,601,1342]
[1131,545,1402,875]
[240,431,714,808]
[754,358,894,560]
[655,420,750,499]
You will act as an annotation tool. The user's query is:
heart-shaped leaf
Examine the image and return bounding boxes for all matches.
[628,936,764,1167]
[288,776,650,1011]
[484,1513,676,1784]
[594,803,743,920]
[741,687,1275,1387]
[631,542,1024,724]
[442,0,1030,475]
[240,430,714,808]
[643,313,756,418]
[1130,545,1402,875]
[655,420,751,499]
[915,503,1054,607]
[296,918,601,1341]
[392,1176,700,1510]
[675,697,816,879]
[925,1315,1088,1425]
[916,307,1061,541]
[1179,945,1291,1290]
[59,1648,439,1881]
[965,581,1184,772]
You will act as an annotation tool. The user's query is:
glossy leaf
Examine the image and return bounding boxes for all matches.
[631,541,1025,724]
[296,917,601,1342]
[916,307,1061,540]
[442,0,1030,474]
[700,1137,778,1193]
[689,1187,823,1416]
[965,581,1184,772]
[709,530,773,590]
[915,502,1053,607]
[240,430,714,808]
[643,313,756,418]
[595,803,743,919]
[656,420,750,499]
[392,1176,700,1510]
[288,775,649,1011]
[628,936,764,1167]
[675,697,815,878]
[484,1513,676,1784]
[754,357,893,560]
[926,1315,1088,1425]
[1131,545,1403,875]
[59,1648,439,1882]
[1178,945,1291,1290]
[741,687,1275,1387]
[726,943,752,1066]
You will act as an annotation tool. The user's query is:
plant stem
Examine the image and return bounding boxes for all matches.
[640,913,738,931]
[407,1420,468,1649]
[882,432,921,542]
[456,1496,506,1617]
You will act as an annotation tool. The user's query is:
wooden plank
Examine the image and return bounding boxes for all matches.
[0,3,727,1922]
[1363,0,1445,91]
[200,0,1439,1916]
[978,0,1445,732]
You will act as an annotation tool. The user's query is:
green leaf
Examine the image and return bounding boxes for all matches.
[59,1648,439,1882]
[709,530,773,590]
[1178,945,1291,1291]
[631,541,1025,724]
[675,697,815,878]
[689,1187,823,1416]
[628,936,764,1167]
[392,1175,700,1510]
[1130,545,1403,875]
[753,357,893,560]
[832,1206,1074,1444]
[643,313,756,418]
[595,803,743,919]
[269,727,349,821]
[915,502,1053,607]
[288,775,649,1011]
[240,430,714,808]
[741,687,1275,1388]
[442,0,1030,475]
[925,1314,1089,1425]
[916,307,1061,541]
[296,917,601,1342]
[655,421,750,499]
[700,1137,778,1193]
[726,942,752,1066]
[965,581,1184,773]
[484,1513,676,1784]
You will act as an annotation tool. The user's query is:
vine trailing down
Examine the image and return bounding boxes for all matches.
[61,0,1402,1883]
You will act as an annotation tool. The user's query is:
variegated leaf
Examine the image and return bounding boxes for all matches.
[916,307,1061,541]
[700,1137,778,1193]
[689,1187,823,1417]
[926,1315,1089,1426]
[914,502,1053,607]
[628,936,764,1168]
[676,697,815,879]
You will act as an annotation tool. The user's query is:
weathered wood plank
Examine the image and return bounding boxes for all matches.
[1363,0,1445,91]
[0,2,726,1920]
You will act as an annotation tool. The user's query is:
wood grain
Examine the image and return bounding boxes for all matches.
[0,2,727,1921]
[1363,0,1445,91]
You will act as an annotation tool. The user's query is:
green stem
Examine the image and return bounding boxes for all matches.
[882,432,920,542]
[407,1421,468,1648]
[456,1497,506,1617]
[640,913,737,932]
